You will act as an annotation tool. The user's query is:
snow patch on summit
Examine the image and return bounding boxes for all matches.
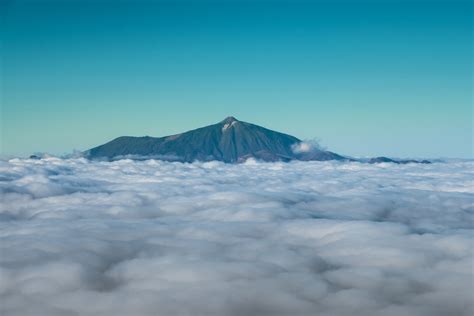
[222,121,238,132]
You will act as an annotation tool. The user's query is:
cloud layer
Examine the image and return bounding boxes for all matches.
[0,158,473,316]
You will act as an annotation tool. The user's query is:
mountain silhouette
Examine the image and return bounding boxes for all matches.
[85,116,346,162]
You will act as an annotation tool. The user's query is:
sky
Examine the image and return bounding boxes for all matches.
[1,0,472,158]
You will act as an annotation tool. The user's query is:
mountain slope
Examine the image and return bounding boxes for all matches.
[85,117,346,162]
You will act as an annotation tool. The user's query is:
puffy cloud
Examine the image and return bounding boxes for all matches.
[291,139,325,154]
[0,157,473,316]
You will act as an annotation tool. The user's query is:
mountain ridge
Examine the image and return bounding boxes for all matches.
[85,117,429,164]
[85,116,346,162]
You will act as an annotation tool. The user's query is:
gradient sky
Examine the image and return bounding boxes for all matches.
[1,0,472,158]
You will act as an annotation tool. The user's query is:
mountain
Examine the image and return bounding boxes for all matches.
[85,116,347,163]
[84,117,430,164]
[368,157,431,164]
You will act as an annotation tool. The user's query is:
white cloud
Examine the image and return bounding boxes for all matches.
[0,158,473,316]
[291,139,325,154]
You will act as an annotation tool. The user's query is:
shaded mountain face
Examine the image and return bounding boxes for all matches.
[85,117,346,163]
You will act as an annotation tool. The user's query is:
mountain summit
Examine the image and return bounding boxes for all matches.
[85,117,346,162]
[221,116,238,124]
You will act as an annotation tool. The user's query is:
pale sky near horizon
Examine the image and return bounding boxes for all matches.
[1,0,472,158]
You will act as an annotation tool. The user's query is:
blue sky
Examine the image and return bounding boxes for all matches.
[1,0,472,158]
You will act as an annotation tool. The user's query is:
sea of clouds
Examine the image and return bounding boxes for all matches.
[0,157,473,316]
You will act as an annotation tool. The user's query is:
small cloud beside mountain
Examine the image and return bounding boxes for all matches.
[291,139,326,154]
